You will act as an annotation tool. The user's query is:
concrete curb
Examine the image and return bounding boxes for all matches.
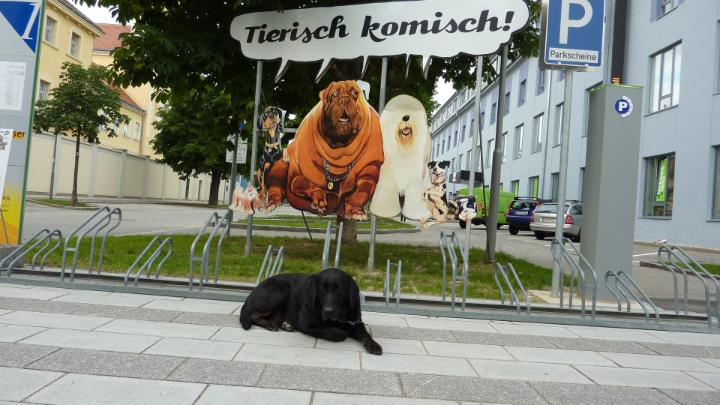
[635,240,720,254]
[639,260,719,279]
[230,223,420,234]
[27,199,98,211]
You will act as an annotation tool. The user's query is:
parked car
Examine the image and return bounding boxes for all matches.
[529,201,583,242]
[454,188,515,229]
[505,197,547,235]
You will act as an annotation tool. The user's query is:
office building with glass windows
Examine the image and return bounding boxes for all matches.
[429,0,720,248]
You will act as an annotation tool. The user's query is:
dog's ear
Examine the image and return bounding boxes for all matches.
[439,160,450,169]
[427,161,436,169]
[348,279,361,321]
[305,275,320,309]
[257,113,264,131]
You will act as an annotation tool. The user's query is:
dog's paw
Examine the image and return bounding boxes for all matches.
[343,206,367,221]
[364,339,383,355]
[309,190,327,214]
[280,321,295,332]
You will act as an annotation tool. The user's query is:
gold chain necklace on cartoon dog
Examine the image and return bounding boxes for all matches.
[322,158,356,191]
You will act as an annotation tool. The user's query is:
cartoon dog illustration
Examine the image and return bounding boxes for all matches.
[420,160,451,227]
[283,81,384,219]
[370,95,431,220]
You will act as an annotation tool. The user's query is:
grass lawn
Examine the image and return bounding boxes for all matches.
[237,215,416,231]
[703,263,720,276]
[34,234,553,300]
[32,198,92,208]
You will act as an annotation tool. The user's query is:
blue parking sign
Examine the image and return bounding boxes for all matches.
[544,0,605,68]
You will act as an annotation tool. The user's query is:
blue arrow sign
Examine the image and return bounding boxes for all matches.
[0,0,42,53]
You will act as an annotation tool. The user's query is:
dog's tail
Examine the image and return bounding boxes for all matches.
[239,304,252,330]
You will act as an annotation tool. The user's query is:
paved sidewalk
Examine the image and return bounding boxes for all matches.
[1,283,720,404]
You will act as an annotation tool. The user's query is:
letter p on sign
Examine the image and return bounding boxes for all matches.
[559,0,593,44]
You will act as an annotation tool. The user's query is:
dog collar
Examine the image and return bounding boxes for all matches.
[322,158,355,191]
[336,319,364,326]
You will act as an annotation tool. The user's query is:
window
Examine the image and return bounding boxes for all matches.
[537,68,546,94]
[554,103,564,146]
[480,112,485,129]
[459,154,464,170]
[44,17,56,44]
[123,122,129,138]
[451,158,456,174]
[643,153,675,217]
[551,172,560,200]
[460,125,466,143]
[513,124,524,160]
[134,122,141,140]
[504,92,510,115]
[713,147,720,219]
[650,43,682,112]
[528,176,540,198]
[490,103,497,124]
[442,139,445,153]
[466,150,471,169]
[532,114,544,153]
[486,139,493,168]
[70,32,81,58]
[38,80,50,101]
[657,0,677,18]
[511,180,520,196]
[475,146,481,169]
[447,135,451,151]
[453,130,458,147]
[518,80,527,106]
[501,132,508,162]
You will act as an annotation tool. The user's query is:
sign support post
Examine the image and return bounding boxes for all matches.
[367,56,388,273]
[226,127,241,237]
[244,60,263,256]
[463,55,484,280]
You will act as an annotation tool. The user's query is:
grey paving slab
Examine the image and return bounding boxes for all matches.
[0,309,9,316]
[143,298,241,314]
[22,329,160,353]
[548,336,658,355]
[505,346,615,366]
[0,367,62,402]
[0,343,58,367]
[529,381,679,405]
[686,372,720,390]
[313,392,460,405]
[369,325,457,342]
[0,311,111,331]
[257,364,402,396]
[601,352,720,372]
[661,388,720,405]
[0,324,45,343]
[0,297,87,314]
[649,331,720,347]
[171,312,240,328]
[71,305,182,322]
[564,326,665,343]
[195,385,311,405]
[422,341,513,360]
[701,358,720,368]
[0,286,69,301]
[315,337,426,355]
[27,373,206,405]
[212,326,317,347]
[52,291,155,307]
[235,344,360,369]
[640,342,720,359]
[27,348,184,380]
[469,359,592,384]
[97,319,218,339]
[405,317,498,333]
[361,352,476,377]
[360,312,409,327]
[451,330,556,348]
[575,365,715,391]
[144,337,242,361]
[492,323,576,338]
[399,373,548,403]
[167,358,265,386]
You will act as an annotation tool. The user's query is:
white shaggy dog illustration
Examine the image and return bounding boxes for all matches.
[370,95,431,220]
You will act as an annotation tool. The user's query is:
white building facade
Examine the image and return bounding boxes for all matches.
[430,0,720,248]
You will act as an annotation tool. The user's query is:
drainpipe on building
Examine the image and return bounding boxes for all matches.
[540,69,553,199]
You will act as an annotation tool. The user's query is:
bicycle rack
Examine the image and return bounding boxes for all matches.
[658,243,719,327]
[124,236,173,287]
[61,207,122,282]
[0,229,62,276]
[494,262,531,314]
[189,211,231,291]
[551,238,597,319]
[256,245,285,284]
[439,231,469,310]
[384,259,402,307]
[321,221,343,270]
[605,270,660,323]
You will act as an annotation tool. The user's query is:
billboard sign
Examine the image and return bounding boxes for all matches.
[543,0,605,69]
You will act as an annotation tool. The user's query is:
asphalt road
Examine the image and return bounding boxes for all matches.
[23,201,720,314]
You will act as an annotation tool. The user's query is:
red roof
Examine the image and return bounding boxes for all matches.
[94,23,132,51]
[117,87,144,112]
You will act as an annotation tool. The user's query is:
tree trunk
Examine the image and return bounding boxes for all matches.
[71,134,80,206]
[208,170,221,206]
[340,218,358,244]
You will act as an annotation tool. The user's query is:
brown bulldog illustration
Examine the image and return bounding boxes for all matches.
[283,81,384,219]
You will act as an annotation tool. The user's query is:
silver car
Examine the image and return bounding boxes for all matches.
[529,201,583,242]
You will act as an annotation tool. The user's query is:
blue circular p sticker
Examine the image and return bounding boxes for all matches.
[615,96,634,118]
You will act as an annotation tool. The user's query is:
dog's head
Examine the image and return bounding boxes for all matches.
[457,196,478,222]
[319,81,366,148]
[428,160,450,184]
[259,106,283,139]
[309,268,361,322]
[395,114,418,148]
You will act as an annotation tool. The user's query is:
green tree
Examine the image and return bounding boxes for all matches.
[152,84,242,206]
[33,62,127,206]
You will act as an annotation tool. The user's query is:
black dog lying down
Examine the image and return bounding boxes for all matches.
[240,268,383,355]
